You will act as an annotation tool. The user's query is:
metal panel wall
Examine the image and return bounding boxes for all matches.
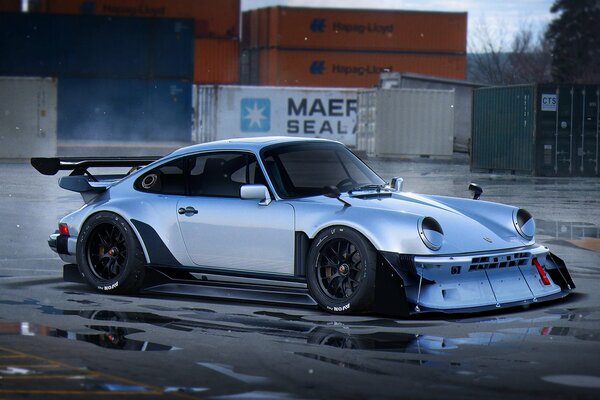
[472,84,599,176]
[371,89,455,157]
[536,84,600,177]
[194,85,359,146]
[58,78,192,142]
[471,85,535,173]
[243,7,467,53]
[0,13,193,80]
[0,77,57,158]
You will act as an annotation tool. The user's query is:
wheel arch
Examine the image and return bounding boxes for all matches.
[78,210,152,264]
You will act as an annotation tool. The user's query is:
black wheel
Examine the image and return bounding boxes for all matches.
[307,226,376,314]
[76,212,146,294]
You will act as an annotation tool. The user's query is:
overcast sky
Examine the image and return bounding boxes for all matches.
[241,0,555,50]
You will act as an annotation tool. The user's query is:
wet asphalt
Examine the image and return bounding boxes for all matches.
[1,157,599,399]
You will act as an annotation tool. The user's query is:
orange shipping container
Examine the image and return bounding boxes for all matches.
[256,49,465,87]
[245,7,467,54]
[194,38,239,84]
[33,0,240,38]
[0,0,21,12]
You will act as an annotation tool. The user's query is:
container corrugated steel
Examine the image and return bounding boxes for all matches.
[536,84,600,177]
[58,78,192,142]
[357,89,455,157]
[0,13,193,80]
[472,85,535,173]
[0,77,57,158]
[194,39,240,84]
[379,72,486,153]
[471,84,600,177]
[244,7,467,53]
[251,49,466,87]
[0,0,20,12]
[194,85,359,146]
[32,0,240,38]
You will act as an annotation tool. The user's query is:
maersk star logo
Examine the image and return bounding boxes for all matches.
[241,98,270,132]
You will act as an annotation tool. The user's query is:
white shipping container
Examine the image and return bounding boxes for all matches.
[0,77,57,158]
[357,88,455,157]
[194,85,359,146]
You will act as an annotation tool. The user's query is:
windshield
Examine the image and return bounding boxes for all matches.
[261,142,385,199]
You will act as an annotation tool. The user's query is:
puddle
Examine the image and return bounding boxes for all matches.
[0,321,176,351]
[542,375,600,388]
[294,352,390,376]
[198,363,269,384]
[254,310,439,328]
[545,307,600,322]
[209,391,302,400]
[537,220,600,252]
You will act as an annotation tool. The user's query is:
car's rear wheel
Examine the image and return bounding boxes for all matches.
[76,212,146,294]
[307,226,376,314]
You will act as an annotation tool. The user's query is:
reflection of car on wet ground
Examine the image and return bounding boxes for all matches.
[32,137,575,316]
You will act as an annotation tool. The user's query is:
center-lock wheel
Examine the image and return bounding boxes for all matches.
[76,212,146,294]
[307,226,377,314]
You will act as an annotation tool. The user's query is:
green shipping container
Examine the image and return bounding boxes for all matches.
[472,84,600,177]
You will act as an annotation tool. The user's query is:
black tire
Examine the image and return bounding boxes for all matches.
[307,226,377,314]
[76,212,146,294]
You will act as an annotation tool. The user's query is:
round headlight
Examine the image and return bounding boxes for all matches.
[419,217,444,251]
[513,208,535,240]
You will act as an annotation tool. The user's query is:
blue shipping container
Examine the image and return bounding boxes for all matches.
[58,78,192,142]
[0,13,193,80]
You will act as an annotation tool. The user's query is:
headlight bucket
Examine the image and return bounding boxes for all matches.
[513,208,535,240]
[418,217,444,251]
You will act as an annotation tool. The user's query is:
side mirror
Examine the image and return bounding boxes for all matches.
[468,183,483,200]
[390,177,403,192]
[241,184,272,206]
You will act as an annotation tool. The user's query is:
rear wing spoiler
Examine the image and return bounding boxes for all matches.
[31,157,160,177]
[31,156,160,201]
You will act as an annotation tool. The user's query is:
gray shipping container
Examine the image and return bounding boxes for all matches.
[357,88,455,158]
[0,77,57,158]
[379,72,485,153]
[472,84,600,177]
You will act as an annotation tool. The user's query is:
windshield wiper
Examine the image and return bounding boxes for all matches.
[349,184,387,194]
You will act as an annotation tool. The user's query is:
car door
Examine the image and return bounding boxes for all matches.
[176,151,295,275]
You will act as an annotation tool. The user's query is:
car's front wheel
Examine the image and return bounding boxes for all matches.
[76,212,146,294]
[307,226,376,314]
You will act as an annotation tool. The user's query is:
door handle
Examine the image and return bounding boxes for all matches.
[178,206,198,215]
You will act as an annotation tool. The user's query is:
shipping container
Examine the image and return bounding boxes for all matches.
[357,89,455,157]
[194,85,359,146]
[31,0,240,38]
[58,78,192,143]
[471,84,600,177]
[0,77,57,158]
[243,7,467,53]
[0,0,20,12]
[379,72,486,152]
[245,48,466,87]
[0,13,193,80]
[194,39,239,84]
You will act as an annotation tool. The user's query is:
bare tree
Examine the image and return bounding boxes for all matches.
[469,21,551,85]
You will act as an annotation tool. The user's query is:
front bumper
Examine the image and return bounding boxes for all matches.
[379,245,575,316]
[48,233,77,264]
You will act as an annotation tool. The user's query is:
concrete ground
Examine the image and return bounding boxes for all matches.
[0,157,599,399]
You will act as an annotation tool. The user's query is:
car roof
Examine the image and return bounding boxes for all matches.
[168,136,341,157]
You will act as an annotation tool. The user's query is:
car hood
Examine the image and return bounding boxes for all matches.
[290,191,532,255]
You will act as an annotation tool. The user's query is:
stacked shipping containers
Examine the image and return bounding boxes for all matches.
[30,0,241,84]
[241,7,467,87]
[1,0,241,151]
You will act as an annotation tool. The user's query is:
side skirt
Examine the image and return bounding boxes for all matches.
[63,264,318,308]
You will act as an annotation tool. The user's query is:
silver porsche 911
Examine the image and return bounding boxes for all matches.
[32,137,574,316]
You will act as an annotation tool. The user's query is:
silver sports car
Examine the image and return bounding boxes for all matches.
[32,137,574,316]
